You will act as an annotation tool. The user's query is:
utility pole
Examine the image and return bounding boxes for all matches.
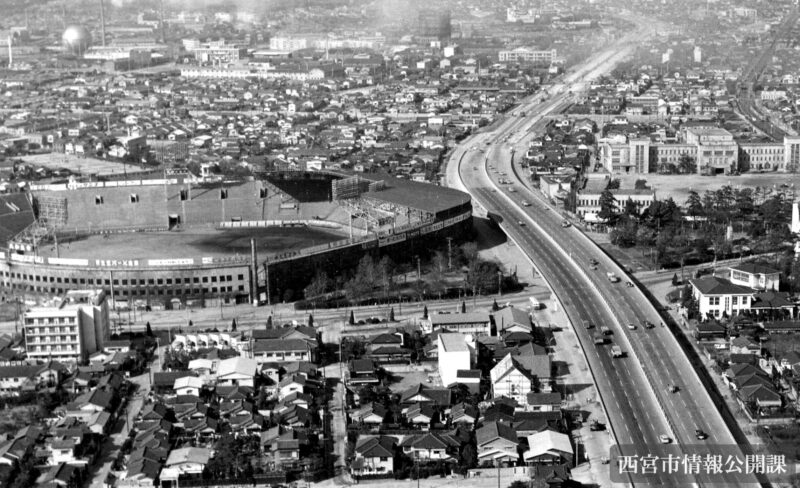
[263,262,271,306]
[416,256,421,281]
[446,237,453,270]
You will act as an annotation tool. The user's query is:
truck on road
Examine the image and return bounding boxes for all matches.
[611,345,624,358]
[594,333,606,345]
[606,272,620,283]
[600,325,612,335]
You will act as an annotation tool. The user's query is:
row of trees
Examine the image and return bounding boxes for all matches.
[303,242,510,304]
[601,183,795,268]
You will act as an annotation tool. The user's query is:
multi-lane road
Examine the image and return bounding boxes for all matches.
[447,15,761,488]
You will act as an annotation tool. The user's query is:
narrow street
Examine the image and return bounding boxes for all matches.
[322,363,352,486]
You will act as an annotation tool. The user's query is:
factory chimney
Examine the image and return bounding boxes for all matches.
[6,36,11,68]
[99,0,106,47]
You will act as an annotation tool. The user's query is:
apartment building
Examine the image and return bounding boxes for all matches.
[23,289,109,362]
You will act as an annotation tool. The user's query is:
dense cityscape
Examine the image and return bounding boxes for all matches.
[0,0,797,487]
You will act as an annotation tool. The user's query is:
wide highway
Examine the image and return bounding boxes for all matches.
[447,13,761,488]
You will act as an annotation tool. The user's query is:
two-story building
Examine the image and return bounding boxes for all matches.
[690,276,755,319]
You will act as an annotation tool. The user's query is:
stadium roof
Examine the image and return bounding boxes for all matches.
[364,179,470,215]
[0,193,35,246]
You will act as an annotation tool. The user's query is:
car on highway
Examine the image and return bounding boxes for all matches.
[508,188,516,192]
[561,220,571,228]
[668,384,679,393]
[582,320,593,329]
[659,435,672,444]
[695,429,708,440]
[517,220,526,226]
[627,323,636,330]
[521,201,530,206]
[589,258,598,266]
[644,321,655,329]
[626,281,634,287]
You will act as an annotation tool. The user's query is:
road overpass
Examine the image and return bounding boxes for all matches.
[447,15,762,488]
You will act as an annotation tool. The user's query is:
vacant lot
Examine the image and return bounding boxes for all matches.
[616,173,800,204]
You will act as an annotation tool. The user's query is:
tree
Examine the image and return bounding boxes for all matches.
[304,270,331,299]
[686,190,703,227]
[672,273,680,286]
[598,189,617,224]
[349,310,355,325]
[606,178,621,190]
[678,154,696,174]
[461,301,466,313]
[422,305,428,319]
[459,443,478,469]
[492,299,499,312]
[634,179,649,190]
[460,242,479,265]
[266,315,273,328]
[145,321,153,337]
[389,307,395,321]
[230,318,237,332]
[188,320,193,327]
[307,314,314,328]
[624,198,639,217]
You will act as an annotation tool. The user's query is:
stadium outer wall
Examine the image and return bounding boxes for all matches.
[0,192,472,309]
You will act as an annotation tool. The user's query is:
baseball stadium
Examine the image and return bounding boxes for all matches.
[0,171,471,309]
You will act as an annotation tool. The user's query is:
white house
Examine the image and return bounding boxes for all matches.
[490,344,552,406]
[350,436,397,476]
[174,376,204,397]
[216,357,258,387]
[523,430,573,465]
[160,447,213,483]
[690,276,755,319]
[437,333,474,388]
[728,263,780,291]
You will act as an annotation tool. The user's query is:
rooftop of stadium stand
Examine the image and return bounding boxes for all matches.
[0,193,35,246]
[364,178,471,215]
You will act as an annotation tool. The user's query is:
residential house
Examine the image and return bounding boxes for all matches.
[449,402,478,425]
[216,357,257,387]
[351,402,387,425]
[367,333,410,364]
[523,430,573,465]
[475,421,520,466]
[159,447,212,484]
[400,383,452,407]
[350,436,397,476]
[347,359,380,386]
[400,432,460,461]
[251,339,317,364]
[404,403,437,429]
[174,376,204,397]
[492,307,533,335]
[427,312,492,336]
[525,392,562,412]
[491,347,553,406]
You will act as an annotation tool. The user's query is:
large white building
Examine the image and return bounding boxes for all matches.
[576,188,656,221]
[269,36,308,52]
[599,137,650,174]
[689,276,755,319]
[437,333,474,388]
[498,47,557,64]
[23,289,109,362]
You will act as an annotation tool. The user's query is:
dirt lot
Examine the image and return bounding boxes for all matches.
[615,173,800,204]
[386,367,438,393]
[21,153,151,177]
